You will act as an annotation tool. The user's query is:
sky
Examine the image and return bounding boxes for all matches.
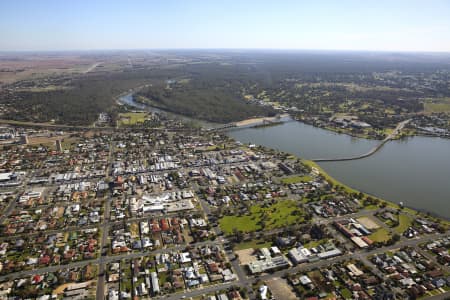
[1,0,450,52]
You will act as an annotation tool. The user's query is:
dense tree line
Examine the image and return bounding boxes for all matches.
[136,83,275,123]
[0,68,177,125]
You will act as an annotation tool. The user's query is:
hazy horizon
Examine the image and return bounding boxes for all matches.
[1,0,450,53]
[1,48,450,55]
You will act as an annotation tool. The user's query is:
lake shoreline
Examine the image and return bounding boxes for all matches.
[228,121,450,219]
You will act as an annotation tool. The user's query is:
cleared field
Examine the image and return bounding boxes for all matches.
[357,216,380,230]
[266,277,297,300]
[235,249,257,265]
[28,134,72,145]
[0,55,97,84]
[28,134,80,150]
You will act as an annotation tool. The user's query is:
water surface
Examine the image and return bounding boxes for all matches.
[229,121,450,218]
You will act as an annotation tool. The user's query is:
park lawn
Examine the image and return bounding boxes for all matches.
[219,214,260,234]
[364,204,379,210]
[369,228,391,243]
[119,112,148,126]
[264,200,305,228]
[394,214,413,233]
[219,200,304,235]
[281,175,313,184]
[234,240,272,250]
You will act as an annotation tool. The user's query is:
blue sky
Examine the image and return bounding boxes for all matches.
[1,0,449,52]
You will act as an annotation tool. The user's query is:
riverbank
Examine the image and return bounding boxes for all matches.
[118,90,448,141]
[117,92,221,128]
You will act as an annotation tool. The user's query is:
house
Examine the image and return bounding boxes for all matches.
[179,252,191,264]
[151,272,160,294]
[347,264,364,277]
[259,285,268,300]
[299,275,312,286]
[217,294,229,300]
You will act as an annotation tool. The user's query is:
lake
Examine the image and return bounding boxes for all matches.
[228,121,450,219]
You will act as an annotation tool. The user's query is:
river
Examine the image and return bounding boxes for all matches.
[228,121,450,219]
[117,93,220,128]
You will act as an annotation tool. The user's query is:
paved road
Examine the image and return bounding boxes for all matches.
[424,291,450,300]
[0,195,18,224]
[96,195,111,300]
[257,232,449,283]
[0,239,224,282]
[84,62,100,74]
[96,138,114,300]
[0,176,31,225]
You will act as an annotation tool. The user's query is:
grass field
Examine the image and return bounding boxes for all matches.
[219,200,304,235]
[118,112,149,126]
[281,175,313,184]
[368,228,391,243]
[394,214,413,233]
[364,204,379,210]
[424,98,450,113]
[220,214,260,234]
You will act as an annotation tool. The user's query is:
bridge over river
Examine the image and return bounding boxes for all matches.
[312,119,411,162]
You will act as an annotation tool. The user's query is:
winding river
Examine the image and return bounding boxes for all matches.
[118,93,220,127]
